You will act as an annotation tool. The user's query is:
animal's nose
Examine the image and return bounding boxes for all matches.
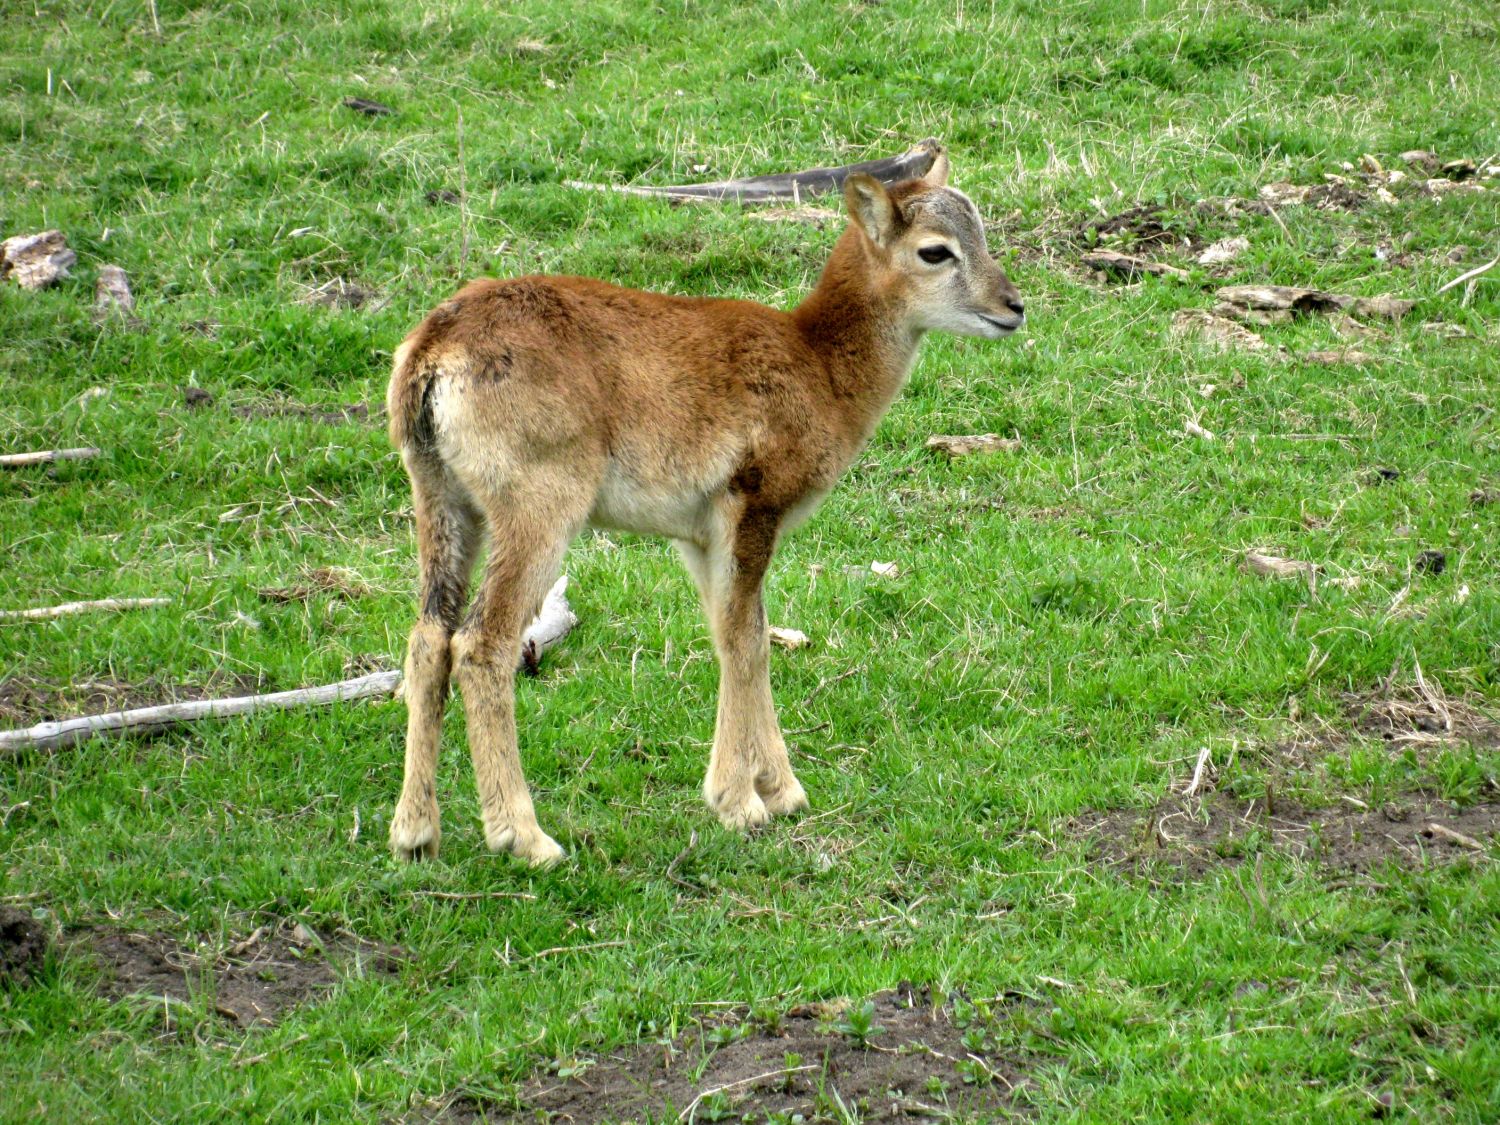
[1006,296,1025,316]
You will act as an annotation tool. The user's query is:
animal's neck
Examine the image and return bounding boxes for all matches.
[792,227,924,431]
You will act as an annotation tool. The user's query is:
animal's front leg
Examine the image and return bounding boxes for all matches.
[701,513,808,829]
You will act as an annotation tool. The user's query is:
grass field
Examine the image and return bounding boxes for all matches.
[2,0,1498,1120]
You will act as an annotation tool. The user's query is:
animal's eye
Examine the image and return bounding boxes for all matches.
[917,245,955,264]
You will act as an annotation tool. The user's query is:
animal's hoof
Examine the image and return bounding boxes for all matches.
[759,772,809,818]
[487,824,566,868]
[390,801,441,861]
[707,783,771,832]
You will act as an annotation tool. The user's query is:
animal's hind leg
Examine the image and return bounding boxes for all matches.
[452,483,587,868]
[390,453,481,861]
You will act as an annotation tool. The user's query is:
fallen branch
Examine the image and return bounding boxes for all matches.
[925,433,1022,458]
[1242,549,1317,581]
[1082,250,1190,282]
[1433,251,1500,297]
[0,597,171,621]
[0,447,101,468]
[1,576,578,752]
[1424,823,1484,851]
[565,138,944,203]
[0,670,402,753]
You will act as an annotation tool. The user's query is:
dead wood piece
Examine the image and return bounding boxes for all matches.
[1216,285,1349,315]
[1421,178,1488,197]
[1441,159,1478,181]
[1258,182,1366,210]
[0,447,101,468]
[1,230,76,290]
[1171,309,1268,352]
[0,670,403,754]
[1213,301,1290,327]
[1080,250,1189,282]
[1183,419,1215,441]
[1423,823,1484,851]
[1216,285,1414,323]
[1434,252,1500,297]
[0,597,171,621]
[1196,237,1248,266]
[925,433,1022,458]
[1352,295,1416,320]
[768,626,810,650]
[343,96,393,117]
[1259,182,1312,207]
[565,138,945,203]
[1242,549,1317,581]
[1304,349,1378,366]
[0,577,579,753]
[92,265,138,325]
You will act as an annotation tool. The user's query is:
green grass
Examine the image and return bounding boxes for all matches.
[2,0,1498,1120]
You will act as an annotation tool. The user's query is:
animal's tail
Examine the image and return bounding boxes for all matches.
[386,336,436,452]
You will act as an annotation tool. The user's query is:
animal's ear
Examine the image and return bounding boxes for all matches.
[844,174,897,246]
[922,151,951,188]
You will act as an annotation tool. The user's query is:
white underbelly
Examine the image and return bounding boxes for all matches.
[588,468,714,541]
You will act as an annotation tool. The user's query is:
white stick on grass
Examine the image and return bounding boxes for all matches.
[1433,252,1499,297]
[0,577,578,753]
[0,597,171,621]
[0,447,101,468]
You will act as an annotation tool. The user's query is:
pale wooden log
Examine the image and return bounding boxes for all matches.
[0,597,171,621]
[565,138,943,203]
[0,577,579,752]
[0,671,403,753]
[0,447,101,468]
[925,433,1022,457]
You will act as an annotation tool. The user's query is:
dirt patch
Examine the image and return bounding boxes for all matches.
[0,672,263,727]
[1075,204,1178,249]
[297,277,388,311]
[1344,677,1500,752]
[77,919,401,1028]
[433,986,1027,1123]
[0,906,52,986]
[1077,792,1497,878]
[258,565,373,604]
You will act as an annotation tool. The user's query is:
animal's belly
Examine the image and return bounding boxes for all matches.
[588,470,713,541]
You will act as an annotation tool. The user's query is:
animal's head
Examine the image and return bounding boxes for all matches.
[842,153,1024,339]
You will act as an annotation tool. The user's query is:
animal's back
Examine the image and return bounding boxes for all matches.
[388,274,813,455]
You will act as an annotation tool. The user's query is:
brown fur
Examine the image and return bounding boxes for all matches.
[386,153,1023,865]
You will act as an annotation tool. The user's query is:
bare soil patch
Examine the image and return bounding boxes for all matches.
[0,672,263,728]
[1343,677,1500,752]
[1077,793,1497,878]
[1075,204,1179,249]
[432,986,1027,1123]
[0,906,51,986]
[76,919,401,1027]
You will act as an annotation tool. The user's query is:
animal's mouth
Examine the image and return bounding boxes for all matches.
[977,313,1023,335]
